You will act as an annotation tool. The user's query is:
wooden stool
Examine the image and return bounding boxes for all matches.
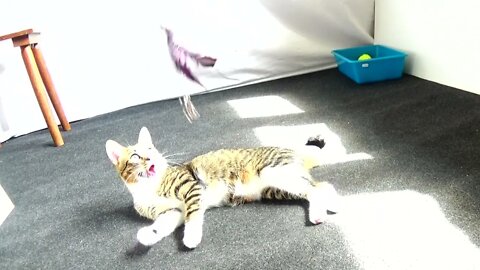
[0,29,70,147]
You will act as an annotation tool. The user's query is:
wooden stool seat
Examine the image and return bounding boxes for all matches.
[0,29,70,147]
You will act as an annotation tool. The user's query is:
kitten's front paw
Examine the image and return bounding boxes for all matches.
[183,224,203,249]
[137,226,162,246]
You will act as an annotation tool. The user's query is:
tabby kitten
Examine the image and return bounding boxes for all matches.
[106,127,339,249]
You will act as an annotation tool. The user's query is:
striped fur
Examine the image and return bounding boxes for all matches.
[106,127,338,249]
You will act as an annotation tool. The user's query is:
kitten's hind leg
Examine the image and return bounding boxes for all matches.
[137,209,184,246]
[261,165,338,225]
[307,181,339,224]
[261,187,305,201]
[313,181,340,214]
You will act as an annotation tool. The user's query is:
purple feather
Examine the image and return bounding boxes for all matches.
[196,56,217,67]
[163,27,216,86]
[162,27,217,122]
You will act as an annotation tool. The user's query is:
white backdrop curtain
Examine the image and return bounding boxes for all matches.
[0,0,373,142]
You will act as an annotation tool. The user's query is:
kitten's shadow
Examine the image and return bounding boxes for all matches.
[79,203,154,258]
[104,204,151,224]
[118,205,151,224]
[260,199,337,226]
[125,242,152,258]
[169,201,312,252]
[173,225,195,252]
[260,199,312,225]
[125,225,188,258]
[124,199,338,257]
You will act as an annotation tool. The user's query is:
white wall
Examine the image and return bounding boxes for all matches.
[0,0,374,141]
[375,0,480,94]
[0,1,186,138]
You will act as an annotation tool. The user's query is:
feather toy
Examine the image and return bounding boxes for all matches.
[163,27,217,122]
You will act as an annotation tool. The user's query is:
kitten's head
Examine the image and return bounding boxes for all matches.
[105,127,168,184]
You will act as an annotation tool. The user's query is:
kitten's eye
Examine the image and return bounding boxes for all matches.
[130,153,141,162]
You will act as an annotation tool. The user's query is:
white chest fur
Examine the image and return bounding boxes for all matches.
[233,178,266,201]
[126,178,181,210]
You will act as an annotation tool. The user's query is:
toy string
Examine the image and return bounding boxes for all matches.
[179,95,199,123]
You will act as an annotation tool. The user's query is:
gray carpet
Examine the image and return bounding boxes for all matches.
[1,69,480,269]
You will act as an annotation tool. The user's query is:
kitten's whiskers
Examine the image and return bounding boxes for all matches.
[163,152,186,166]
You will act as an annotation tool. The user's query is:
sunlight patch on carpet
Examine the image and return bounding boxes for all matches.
[0,183,14,226]
[253,123,373,164]
[331,190,480,270]
[227,95,304,118]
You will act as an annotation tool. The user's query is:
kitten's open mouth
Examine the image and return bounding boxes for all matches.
[138,165,156,178]
[147,164,155,177]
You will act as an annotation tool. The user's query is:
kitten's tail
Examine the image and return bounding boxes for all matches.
[299,135,327,170]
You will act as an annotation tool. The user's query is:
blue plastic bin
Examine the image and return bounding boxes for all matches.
[332,45,407,84]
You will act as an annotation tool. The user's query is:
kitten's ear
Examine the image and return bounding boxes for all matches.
[106,140,124,165]
[138,127,153,145]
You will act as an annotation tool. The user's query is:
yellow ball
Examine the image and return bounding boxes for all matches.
[358,54,372,61]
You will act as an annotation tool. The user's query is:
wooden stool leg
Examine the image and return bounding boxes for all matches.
[20,45,64,147]
[31,44,71,131]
